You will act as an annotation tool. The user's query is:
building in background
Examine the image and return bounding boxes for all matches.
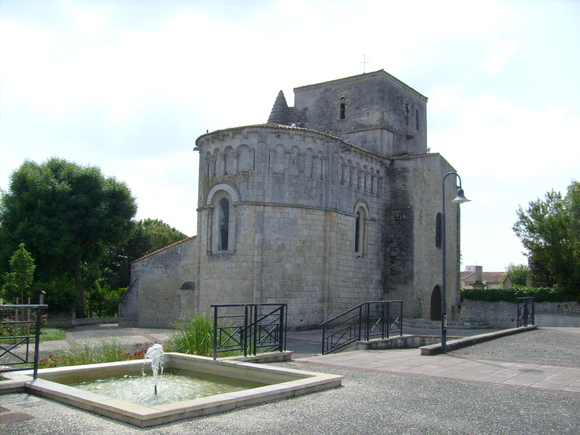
[461,265,507,290]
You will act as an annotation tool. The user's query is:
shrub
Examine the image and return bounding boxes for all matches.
[85,283,126,317]
[461,286,577,303]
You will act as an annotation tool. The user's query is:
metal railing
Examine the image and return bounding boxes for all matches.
[0,304,48,379]
[517,297,535,327]
[321,300,403,355]
[211,303,287,360]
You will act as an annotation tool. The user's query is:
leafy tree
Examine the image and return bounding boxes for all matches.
[139,218,188,252]
[100,218,188,290]
[3,243,36,302]
[503,263,529,288]
[0,158,137,317]
[513,181,580,295]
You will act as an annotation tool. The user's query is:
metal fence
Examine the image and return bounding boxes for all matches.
[517,297,535,327]
[0,304,47,379]
[321,300,403,355]
[211,303,287,360]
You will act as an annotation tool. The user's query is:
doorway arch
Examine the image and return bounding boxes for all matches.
[430,286,442,321]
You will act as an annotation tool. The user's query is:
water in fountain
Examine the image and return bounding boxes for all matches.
[143,343,164,394]
[68,369,266,406]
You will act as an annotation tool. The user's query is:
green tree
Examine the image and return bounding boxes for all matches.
[100,218,188,290]
[513,181,580,294]
[139,218,188,252]
[0,158,137,317]
[3,243,36,302]
[503,263,529,287]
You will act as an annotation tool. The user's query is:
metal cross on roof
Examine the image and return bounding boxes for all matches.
[360,54,369,73]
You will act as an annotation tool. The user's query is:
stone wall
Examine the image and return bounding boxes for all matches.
[459,299,580,328]
[383,153,461,319]
[294,70,428,156]
[120,237,197,328]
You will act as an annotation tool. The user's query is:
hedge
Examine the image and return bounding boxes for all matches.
[460,286,578,304]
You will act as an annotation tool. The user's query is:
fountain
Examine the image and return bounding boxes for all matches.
[143,343,164,395]
[6,350,342,427]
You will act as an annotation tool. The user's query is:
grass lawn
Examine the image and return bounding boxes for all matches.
[40,327,66,341]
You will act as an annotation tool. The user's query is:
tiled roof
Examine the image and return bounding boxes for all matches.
[131,236,196,264]
[195,122,432,161]
[461,271,505,284]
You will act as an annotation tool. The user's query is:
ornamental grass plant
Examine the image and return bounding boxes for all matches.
[165,312,215,357]
[165,311,243,358]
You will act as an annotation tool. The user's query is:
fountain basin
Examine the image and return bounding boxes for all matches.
[11,353,342,427]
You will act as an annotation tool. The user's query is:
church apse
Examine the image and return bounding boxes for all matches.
[121,70,462,328]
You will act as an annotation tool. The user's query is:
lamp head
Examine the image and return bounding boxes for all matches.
[453,188,471,204]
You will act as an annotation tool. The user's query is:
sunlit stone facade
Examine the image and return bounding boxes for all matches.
[120,70,462,328]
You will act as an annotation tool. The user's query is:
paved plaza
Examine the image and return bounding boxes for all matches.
[1,325,579,434]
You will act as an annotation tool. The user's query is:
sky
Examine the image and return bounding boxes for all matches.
[1,0,579,273]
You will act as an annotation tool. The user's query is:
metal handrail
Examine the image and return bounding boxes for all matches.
[517,297,535,327]
[212,303,287,359]
[0,304,48,379]
[321,300,403,355]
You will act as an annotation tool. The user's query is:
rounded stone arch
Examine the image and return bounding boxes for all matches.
[430,285,442,321]
[223,145,235,175]
[212,147,224,176]
[303,147,315,177]
[272,143,286,174]
[355,161,363,189]
[289,145,301,175]
[340,155,347,185]
[353,199,370,216]
[206,182,240,206]
[373,168,382,193]
[205,151,213,178]
[237,144,254,172]
[346,159,355,187]
[362,164,369,191]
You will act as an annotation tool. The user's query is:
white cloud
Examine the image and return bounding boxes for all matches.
[481,38,519,76]
[430,91,580,181]
[1,0,579,272]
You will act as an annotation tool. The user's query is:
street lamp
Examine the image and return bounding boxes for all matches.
[441,172,470,354]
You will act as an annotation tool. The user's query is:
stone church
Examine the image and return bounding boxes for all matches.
[119,70,463,329]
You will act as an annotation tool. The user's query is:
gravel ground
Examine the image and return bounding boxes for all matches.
[449,328,580,367]
[3,362,579,435]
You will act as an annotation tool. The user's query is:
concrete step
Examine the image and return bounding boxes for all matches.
[404,318,493,330]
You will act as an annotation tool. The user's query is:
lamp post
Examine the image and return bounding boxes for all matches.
[441,172,470,354]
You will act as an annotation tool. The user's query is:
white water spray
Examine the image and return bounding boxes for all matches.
[143,344,164,395]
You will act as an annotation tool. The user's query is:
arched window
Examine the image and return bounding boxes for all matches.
[430,285,442,321]
[435,212,442,249]
[207,183,238,255]
[355,210,362,253]
[218,197,229,251]
[354,204,368,256]
[340,97,346,120]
